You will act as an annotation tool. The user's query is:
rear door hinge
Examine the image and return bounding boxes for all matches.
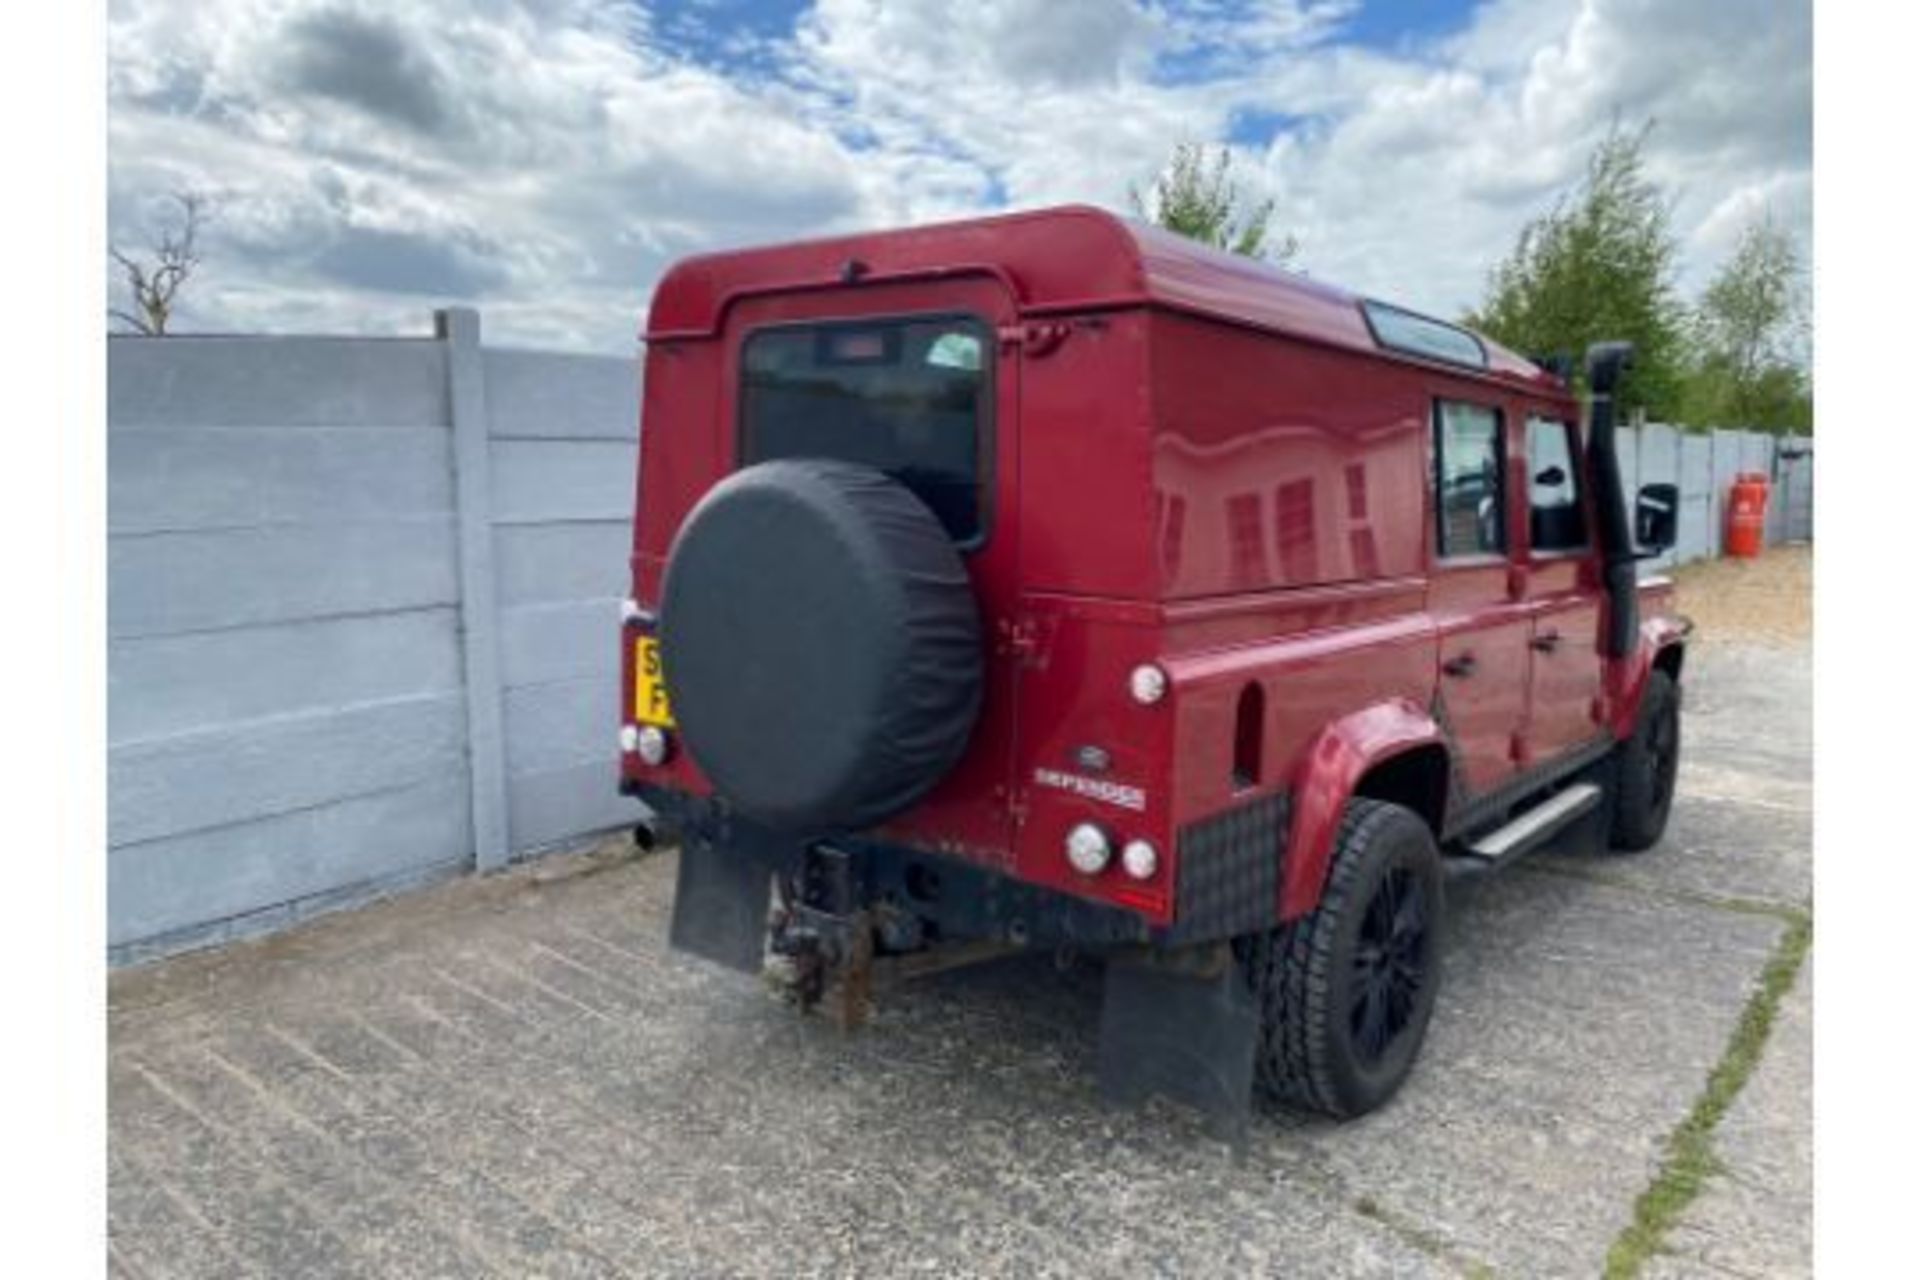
[1001,617,1049,669]
[1007,787,1030,829]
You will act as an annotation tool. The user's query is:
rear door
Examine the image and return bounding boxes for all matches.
[721,277,1023,860]
[1520,415,1608,761]
[1428,397,1531,796]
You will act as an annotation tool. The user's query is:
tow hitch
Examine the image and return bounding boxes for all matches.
[770,845,1029,1030]
[771,898,876,1030]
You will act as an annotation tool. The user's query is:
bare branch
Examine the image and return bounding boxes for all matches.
[109,307,157,336]
[108,190,211,335]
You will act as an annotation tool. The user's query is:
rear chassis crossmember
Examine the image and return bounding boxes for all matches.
[637,784,1261,1131]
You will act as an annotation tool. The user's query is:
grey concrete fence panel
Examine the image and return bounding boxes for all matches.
[1777,434,1814,543]
[1614,426,1639,506]
[1635,423,1681,571]
[108,311,646,964]
[1675,432,1713,565]
[482,340,644,854]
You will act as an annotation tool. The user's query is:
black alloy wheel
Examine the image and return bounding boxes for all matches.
[1349,864,1432,1067]
[1239,799,1444,1118]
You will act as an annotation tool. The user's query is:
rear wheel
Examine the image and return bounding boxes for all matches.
[1237,799,1443,1118]
[1610,668,1680,852]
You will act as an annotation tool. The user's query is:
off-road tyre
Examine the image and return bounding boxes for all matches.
[1610,668,1680,852]
[1236,799,1443,1119]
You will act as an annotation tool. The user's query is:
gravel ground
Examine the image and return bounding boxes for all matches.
[108,560,1812,1279]
[1666,545,1810,649]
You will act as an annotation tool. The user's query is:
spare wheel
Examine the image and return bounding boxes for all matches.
[658,458,983,833]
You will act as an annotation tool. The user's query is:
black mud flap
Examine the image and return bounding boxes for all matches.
[668,831,773,974]
[1097,946,1258,1140]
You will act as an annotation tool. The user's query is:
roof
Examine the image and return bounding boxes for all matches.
[644,204,1555,388]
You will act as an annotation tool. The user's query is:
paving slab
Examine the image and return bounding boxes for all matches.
[111,641,1812,1278]
[1643,955,1813,1280]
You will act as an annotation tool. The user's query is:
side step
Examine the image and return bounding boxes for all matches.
[1448,782,1602,876]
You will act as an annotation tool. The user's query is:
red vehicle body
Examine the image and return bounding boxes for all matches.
[619,206,1688,1123]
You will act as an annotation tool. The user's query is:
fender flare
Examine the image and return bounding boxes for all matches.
[1280,698,1450,920]
[1611,613,1692,738]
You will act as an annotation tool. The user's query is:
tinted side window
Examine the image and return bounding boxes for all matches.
[1433,401,1506,557]
[1527,417,1587,552]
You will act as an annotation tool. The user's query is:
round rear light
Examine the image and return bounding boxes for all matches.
[619,725,640,754]
[1120,839,1159,881]
[1065,822,1112,875]
[636,725,671,766]
[1129,664,1169,705]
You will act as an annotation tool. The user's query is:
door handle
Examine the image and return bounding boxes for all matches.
[1530,631,1562,653]
[1442,653,1477,678]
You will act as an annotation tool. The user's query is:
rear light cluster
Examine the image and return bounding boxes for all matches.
[622,597,673,766]
[1065,822,1158,882]
[1127,663,1168,705]
[1058,663,1170,884]
[621,723,671,766]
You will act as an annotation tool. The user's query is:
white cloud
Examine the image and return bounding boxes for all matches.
[107,0,1810,351]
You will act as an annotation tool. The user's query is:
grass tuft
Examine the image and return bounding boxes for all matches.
[1603,911,1811,1278]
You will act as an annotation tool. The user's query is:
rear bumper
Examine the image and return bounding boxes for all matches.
[630,780,1297,953]
[631,781,1153,951]
[639,781,1269,1133]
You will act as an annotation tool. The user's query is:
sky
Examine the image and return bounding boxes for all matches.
[106,0,1813,354]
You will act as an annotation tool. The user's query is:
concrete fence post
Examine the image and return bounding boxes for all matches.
[437,307,511,872]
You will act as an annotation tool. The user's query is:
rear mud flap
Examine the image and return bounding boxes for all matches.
[1097,947,1258,1139]
[669,833,773,974]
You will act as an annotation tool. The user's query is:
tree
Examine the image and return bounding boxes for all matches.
[1132,142,1297,264]
[1680,216,1812,432]
[110,192,208,336]
[1465,121,1686,418]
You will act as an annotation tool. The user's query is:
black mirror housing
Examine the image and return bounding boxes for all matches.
[1635,482,1679,552]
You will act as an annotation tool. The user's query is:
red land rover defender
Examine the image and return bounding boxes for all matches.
[619,206,1688,1125]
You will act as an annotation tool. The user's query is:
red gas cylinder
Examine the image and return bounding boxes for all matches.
[1726,472,1769,558]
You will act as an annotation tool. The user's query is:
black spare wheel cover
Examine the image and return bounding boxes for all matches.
[659,459,984,833]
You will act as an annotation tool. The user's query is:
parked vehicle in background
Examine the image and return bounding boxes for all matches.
[619,206,1688,1125]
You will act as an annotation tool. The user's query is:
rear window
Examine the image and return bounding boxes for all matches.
[740,316,990,544]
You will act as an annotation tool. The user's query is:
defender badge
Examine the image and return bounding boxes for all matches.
[1033,767,1146,812]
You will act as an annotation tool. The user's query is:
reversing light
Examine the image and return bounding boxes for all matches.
[1120,839,1159,881]
[1065,822,1113,875]
[619,725,640,754]
[1129,663,1169,705]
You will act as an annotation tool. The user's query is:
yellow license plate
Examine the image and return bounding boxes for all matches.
[633,636,676,727]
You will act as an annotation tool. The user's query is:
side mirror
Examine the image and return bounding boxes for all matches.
[1635,482,1678,552]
